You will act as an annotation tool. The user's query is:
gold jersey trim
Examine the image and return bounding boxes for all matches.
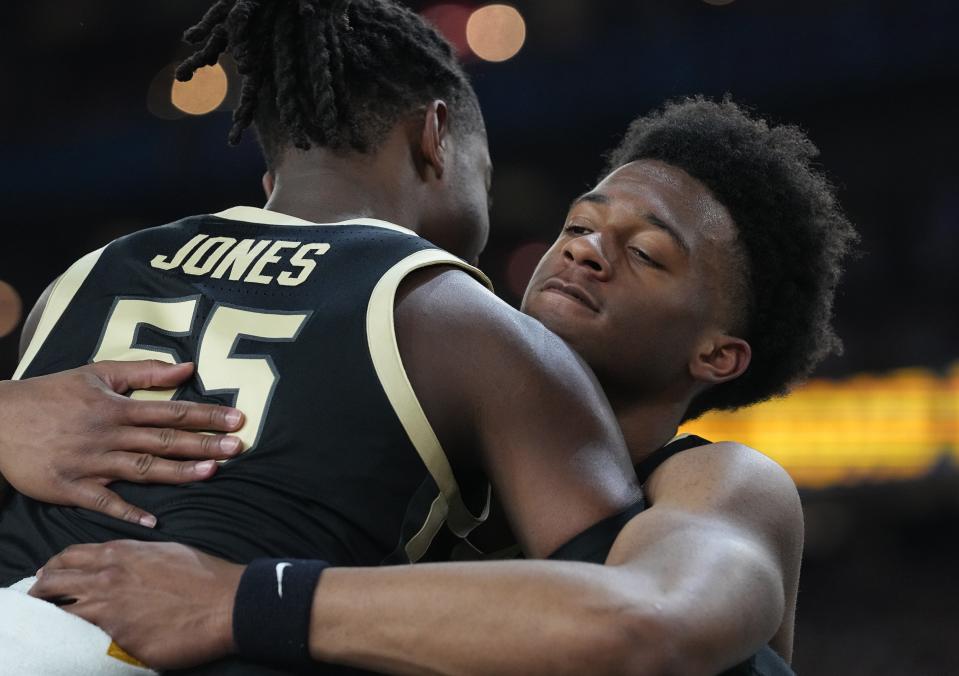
[404,494,449,563]
[107,641,150,669]
[14,247,106,380]
[366,248,494,562]
[213,206,418,237]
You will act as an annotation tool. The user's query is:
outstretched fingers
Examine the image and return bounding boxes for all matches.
[114,425,243,460]
[120,396,244,433]
[104,451,221,485]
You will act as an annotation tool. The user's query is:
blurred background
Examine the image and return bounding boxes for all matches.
[1,0,957,672]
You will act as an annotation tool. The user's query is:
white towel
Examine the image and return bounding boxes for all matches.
[0,577,158,676]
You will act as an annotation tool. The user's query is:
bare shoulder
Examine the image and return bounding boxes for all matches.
[647,441,801,521]
[646,442,805,662]
[614,441,803,663]
[644,440,804,594]
[646,440,804,646]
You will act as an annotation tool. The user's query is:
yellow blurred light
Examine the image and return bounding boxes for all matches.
[466,4,526,63]
[171,63,228,116]
[681,364,959,488]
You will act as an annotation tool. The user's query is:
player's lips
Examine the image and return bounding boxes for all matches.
[541,278,600,313]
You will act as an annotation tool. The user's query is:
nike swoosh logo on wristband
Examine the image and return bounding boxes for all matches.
[275,562,292,598]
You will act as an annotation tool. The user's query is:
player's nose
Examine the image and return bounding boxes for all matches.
[563,232,611,280]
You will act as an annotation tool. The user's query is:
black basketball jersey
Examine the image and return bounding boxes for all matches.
[0,206,491,585]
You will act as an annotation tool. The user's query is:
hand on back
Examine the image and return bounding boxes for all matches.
[0,360,244,527]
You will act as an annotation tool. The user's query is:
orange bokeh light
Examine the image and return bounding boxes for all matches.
[171,63,228,116]
[467,4,526,63]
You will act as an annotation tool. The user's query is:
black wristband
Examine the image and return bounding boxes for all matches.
[233,558,331,668]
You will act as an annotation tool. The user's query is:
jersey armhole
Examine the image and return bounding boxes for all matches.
[545,499,645,563]
[365,249,494,562]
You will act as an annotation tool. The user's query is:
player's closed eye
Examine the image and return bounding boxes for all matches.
[630,247,661,267]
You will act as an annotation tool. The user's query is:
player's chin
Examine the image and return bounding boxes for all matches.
[525,291,604,343]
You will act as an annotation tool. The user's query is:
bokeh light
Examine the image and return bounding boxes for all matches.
[0,281,23,338]
[421,4,473,58]
[683,365,959,488]
[147,64,184,120]
[467,4,526,63]
[505,241,550,298]
[171,63,229,116]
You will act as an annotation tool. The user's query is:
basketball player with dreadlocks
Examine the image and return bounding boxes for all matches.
[1,0,642,670]
[6,1,854,674]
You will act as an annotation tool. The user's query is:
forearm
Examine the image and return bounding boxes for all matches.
[310,561,668,676]
[308,508,787,676]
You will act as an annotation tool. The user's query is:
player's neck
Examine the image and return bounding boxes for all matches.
[263,141,425,233]
[607,393,687,467]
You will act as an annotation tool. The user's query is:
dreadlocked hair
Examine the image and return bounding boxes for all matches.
[603,96,859,421]
[176,0,483,166]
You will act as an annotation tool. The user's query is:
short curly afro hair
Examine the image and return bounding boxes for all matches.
[603,96,858,420]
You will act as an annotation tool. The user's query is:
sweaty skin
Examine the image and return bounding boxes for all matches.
[32,161,803,675]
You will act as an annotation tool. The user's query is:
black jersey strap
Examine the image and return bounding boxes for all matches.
[546,499,646,563]
[545,435,711,563]
[634,433,712,484]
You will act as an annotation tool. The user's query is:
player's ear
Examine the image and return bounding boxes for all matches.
[414,100,450,181]
[689,333,751,385]
[262,171,275,199]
